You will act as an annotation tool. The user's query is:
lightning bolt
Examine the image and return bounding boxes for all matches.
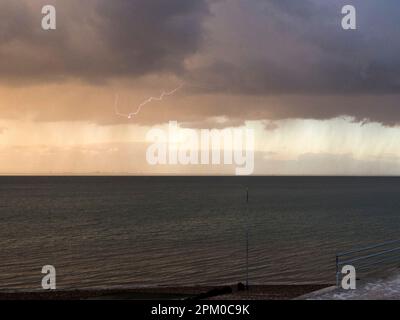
[114,83,184,119]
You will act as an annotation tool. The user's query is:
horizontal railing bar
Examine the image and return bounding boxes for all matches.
[337,239,400,257]
[338,246,400,265]
[351,253,400,271]
[356,263,400,274]
[357,262,400,274]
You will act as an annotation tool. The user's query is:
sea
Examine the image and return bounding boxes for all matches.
[1,176,400,290]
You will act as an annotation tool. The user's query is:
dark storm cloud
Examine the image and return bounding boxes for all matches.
[251,95,400,127]
[2,0,400,127]
[167,93,400,128]
[0,0,208,82]
[177,0,400,127]
[190,0,400,95]
[2,0,400,93]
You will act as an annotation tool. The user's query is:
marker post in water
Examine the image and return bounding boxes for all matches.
[246,187,249,290]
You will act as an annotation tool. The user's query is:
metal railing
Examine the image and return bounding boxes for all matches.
[336,239,400,287]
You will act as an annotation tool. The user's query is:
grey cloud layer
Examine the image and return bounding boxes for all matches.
[4,0,397,92]
[187,0,400,126]
[192,0,400,95]
[0,0,208,82]
[2,0,400,126]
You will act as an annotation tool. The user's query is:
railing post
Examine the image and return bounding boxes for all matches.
[335,254,340,288]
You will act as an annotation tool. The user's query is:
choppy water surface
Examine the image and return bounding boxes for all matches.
[1,176,400,290]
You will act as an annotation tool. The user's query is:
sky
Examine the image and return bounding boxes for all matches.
[1,0,400,175]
